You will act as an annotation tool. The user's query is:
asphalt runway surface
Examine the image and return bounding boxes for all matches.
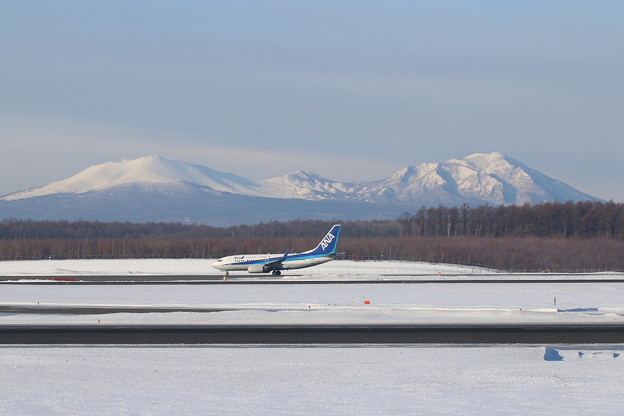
[2,324,624,344]
[0,305,234,314]
[2,274,624,284]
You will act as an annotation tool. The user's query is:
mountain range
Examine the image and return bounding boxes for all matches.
[0,153,600,225]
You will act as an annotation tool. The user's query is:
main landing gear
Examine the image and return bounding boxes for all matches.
[271,270,282,276]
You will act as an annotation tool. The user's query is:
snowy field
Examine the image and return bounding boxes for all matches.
[1,259,623,326]
[2,278,624,326]
[0,258,492,277]
[1,345,623,416]
[2,259,624,415]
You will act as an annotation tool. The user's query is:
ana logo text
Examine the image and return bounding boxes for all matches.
[320,233,335,250]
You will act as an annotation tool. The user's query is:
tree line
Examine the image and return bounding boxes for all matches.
[397,201,624,239]
[1,234,622,272]
[0,218,400,240]
[1,201,624,271]
[3,201,623,241]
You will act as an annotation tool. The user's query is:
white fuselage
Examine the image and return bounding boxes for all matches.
[211,224,341,274]
[212,253,334,272]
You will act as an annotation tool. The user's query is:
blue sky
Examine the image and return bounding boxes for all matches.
[1,1,623,201]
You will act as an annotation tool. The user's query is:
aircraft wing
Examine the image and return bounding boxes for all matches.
[262,251,289,269]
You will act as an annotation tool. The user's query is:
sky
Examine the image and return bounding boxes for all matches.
[1,1,623,201]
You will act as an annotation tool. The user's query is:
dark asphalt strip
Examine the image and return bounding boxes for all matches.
[2,324,624,344]
[0,306,233,314]
[2,276,624,285]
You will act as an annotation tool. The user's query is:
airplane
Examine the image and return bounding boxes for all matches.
[212,224,341,275]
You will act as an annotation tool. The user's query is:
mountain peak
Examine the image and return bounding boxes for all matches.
[465,151,508,161]
[2,156,258,201]
[1,153,601,221]
[286,170,333,183]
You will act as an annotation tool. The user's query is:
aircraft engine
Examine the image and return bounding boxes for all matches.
[247,264,266,273]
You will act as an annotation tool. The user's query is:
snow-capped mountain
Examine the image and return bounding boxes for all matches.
[260,170,358,200]
[2,155,262,201]
[262,152,596,206]
[0,153,600,225]
[349,152,596,206]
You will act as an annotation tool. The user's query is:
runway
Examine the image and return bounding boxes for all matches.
[2,323,624,344]
[0,305,233,314]
[3,269,623,345]
[2,274,624,284]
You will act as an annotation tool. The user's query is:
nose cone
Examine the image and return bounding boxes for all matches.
[211,261,224,270]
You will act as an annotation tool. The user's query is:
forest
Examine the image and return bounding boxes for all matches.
[1,201,623,272]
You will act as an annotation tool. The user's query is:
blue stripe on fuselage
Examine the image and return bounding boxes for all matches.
[225,252,329,267]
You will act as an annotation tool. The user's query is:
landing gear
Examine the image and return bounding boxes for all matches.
[271,270,281,276]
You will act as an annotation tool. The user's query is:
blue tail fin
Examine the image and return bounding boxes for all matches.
[307,224,341,256]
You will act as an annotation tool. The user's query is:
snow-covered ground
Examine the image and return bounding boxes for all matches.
[1,259,623,326]
[2,279,624,326]
[1,345,623,415]
[0,258,492,276]
[2,259,624,414]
